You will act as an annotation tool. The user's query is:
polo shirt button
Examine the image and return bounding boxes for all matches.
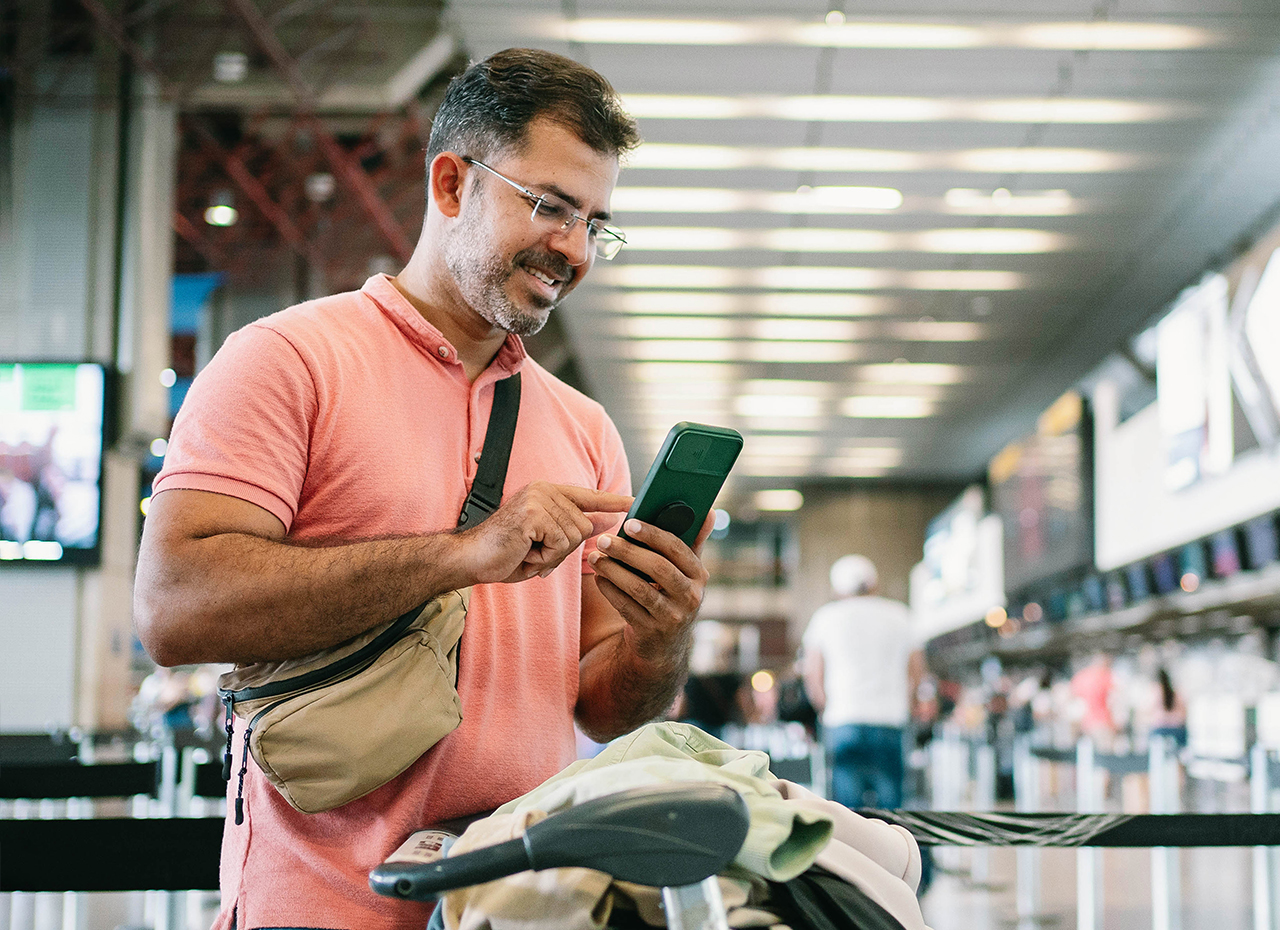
[474,452,482,463]
[438,346,449,358]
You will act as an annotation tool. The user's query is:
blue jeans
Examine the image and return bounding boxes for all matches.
[825,723,904,810]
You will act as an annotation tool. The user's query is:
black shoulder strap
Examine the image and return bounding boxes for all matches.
[456,373,521,528]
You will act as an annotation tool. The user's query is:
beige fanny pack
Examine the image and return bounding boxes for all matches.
[218,588,469,816]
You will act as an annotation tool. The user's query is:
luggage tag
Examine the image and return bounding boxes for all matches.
[383,829,459,865]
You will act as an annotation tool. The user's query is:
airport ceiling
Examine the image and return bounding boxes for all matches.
[17,1,1280,507]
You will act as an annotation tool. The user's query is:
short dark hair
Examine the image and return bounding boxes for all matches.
[426,48,640,165]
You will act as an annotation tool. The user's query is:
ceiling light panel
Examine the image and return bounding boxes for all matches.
[742,434,822,455]
[612,186,905,214]
[840,395,936,418]
[618,340,860,363]
[620,227,1072,254]
[595,265,1029,291]
[625,144,1145,173]
[524,17,1220,51]
[942,189,1078,215]
[629,363,741,383]
[855,363,971,384]
[622,94,1192,123]
[734,394,825,417]
[601,292,899,317]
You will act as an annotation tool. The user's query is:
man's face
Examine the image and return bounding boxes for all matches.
[444,117,620,337]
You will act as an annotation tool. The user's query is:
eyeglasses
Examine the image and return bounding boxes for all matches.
[462,157,627,261]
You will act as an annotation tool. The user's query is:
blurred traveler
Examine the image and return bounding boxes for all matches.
[1149,667,1188,749]
[133,49,714,930]
[1071,652,1117,749]
[802,554,915,810]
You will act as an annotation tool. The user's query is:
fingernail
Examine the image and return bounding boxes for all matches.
[598,535,612,549]
[625,520,641,535]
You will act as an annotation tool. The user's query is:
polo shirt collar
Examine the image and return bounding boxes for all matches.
[361,273,528,379]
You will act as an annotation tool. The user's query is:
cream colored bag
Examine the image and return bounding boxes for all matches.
[218,588,469,816]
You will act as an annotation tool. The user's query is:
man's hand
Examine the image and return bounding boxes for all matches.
[585,510,714,660]
[575,509,714,740]
[457,482,633,585]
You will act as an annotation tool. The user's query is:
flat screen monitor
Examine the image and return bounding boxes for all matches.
[1210,529,1242,578]
[0,362,109,565]
[988,391,1094,594]
[1243,514,1279,570]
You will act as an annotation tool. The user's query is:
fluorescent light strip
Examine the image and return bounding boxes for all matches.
[626,145,1144,173]
[742,435,822,456]
[612,186,905,214]
[856,363,970,384]
[615,318,861,340]
[596,265,1028,291]
[602,292,899,317]
[514,16,1219,50]
[735,395,825,417]
[942,188,1077,215]
[629,339,860,360]
[629,363,741,382]
[841,395,936,417]
[612,187,1080,216]
[622,94,1190,123]
[620,340,860,363]
[621,226,1071,254]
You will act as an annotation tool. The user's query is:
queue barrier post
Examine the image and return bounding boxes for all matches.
[1076,737,1103,930]
[1014,736,1045,928]
[973,743,997,884]
[1149,736,1182,930]
[1253,743,1279,930]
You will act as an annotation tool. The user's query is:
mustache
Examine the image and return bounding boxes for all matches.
[513,248,573,282]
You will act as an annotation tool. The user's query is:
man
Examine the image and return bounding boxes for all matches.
[134,49,712,930]
[802,554,916,810]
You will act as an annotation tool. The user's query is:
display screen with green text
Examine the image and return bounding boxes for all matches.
[0,362,107,565]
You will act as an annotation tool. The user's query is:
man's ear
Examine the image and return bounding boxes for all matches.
[428,152,467,218]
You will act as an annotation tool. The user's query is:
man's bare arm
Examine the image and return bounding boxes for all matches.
[802,647,826,714]
[135,484,631,667]
[575,513,712,742]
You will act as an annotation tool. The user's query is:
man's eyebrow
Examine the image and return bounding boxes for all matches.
[540,183,612,222]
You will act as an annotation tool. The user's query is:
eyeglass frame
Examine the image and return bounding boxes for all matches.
[460,156,627,261]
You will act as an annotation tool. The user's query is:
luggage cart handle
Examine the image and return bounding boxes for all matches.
[370,782,750,901]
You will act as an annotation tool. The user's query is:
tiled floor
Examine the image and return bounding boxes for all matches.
[920,844,1261,930]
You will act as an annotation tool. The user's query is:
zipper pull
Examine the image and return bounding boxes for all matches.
[221,693,235,781]
[235,720,253,826]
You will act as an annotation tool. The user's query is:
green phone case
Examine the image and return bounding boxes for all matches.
[620,422,744,548]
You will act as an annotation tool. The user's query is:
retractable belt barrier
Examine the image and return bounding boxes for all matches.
[7,809,1280,893]
[867,809,1280,848]
[0,758,226,800]
[0,817,224,892]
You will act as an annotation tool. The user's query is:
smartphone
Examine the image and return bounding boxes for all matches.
[618,422,743,553]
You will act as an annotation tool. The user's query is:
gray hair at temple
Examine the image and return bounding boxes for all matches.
[426,48,641,166]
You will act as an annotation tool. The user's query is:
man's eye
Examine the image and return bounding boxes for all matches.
[537,198,569,220]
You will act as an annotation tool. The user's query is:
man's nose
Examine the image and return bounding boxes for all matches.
[550,218,594,268]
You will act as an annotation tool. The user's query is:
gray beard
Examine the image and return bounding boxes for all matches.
[444,203,559,337]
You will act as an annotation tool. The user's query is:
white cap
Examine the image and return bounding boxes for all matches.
[830,554,878,597]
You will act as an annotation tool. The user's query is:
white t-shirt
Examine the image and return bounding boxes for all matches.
[802,595,913,728]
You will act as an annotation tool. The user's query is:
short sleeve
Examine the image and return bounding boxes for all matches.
[153,324,318,531]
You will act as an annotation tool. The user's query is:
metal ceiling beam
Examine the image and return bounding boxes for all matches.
[76,0,330,274]
[186,116,325,269]
[221,0,415,263]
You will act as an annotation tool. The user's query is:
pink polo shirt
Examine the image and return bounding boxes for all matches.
[154,275,630,930]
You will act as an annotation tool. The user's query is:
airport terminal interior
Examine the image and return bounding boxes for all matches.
[4,1,1280,928]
